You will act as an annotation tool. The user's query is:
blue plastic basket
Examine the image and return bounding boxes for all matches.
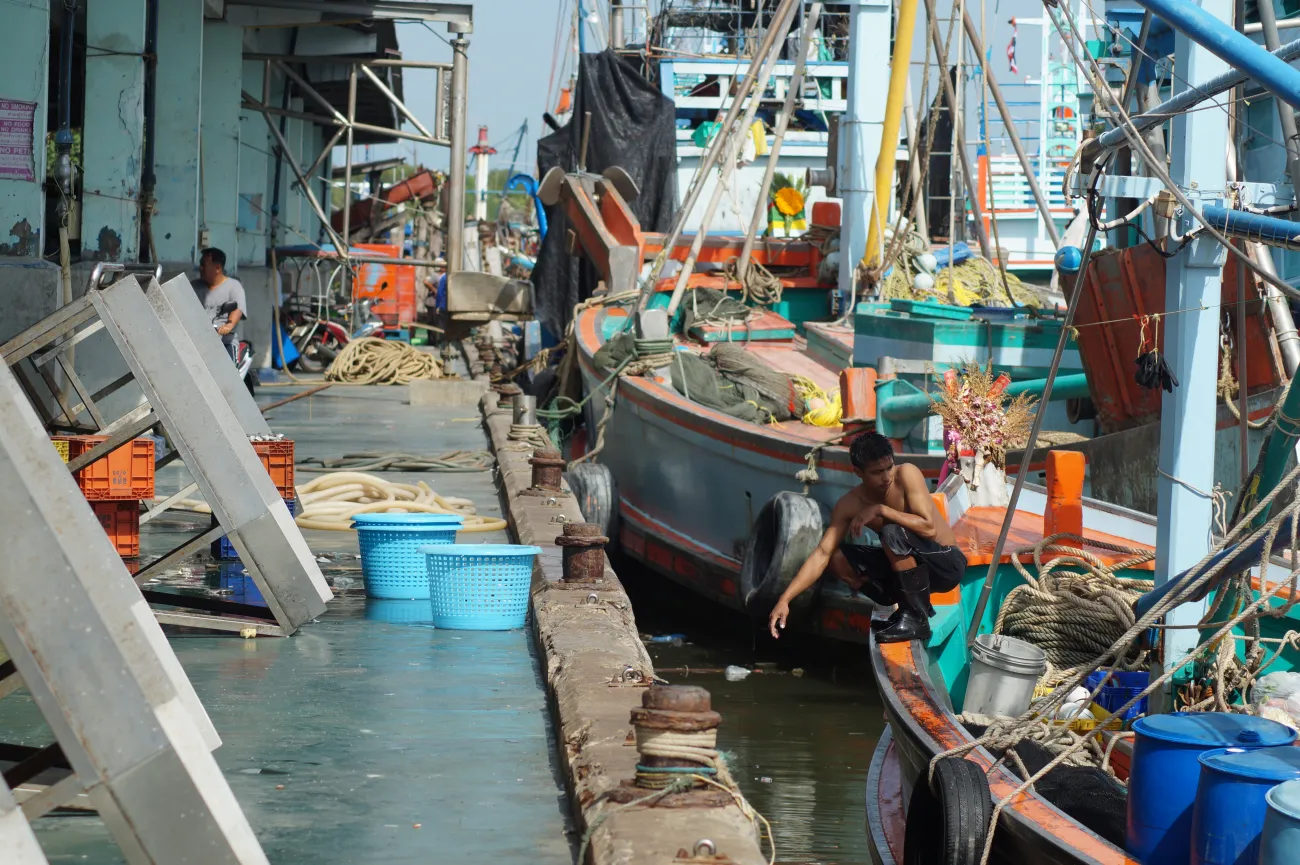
[1086,669,1150,723]
[358,522,462,599]
[212,498,295,561]
[423,544,540,630]
[351,513,465,528]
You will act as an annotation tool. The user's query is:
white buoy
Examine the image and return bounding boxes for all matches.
[917,252,938,274]
[913,271,935,292]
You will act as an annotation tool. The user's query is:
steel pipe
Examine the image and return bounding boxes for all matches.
[1096,37,1300,154]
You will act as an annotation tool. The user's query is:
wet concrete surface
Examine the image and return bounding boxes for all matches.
[619,560,885,865]
[7,383,573,864]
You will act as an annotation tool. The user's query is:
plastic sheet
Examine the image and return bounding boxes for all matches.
[533,50,678,340]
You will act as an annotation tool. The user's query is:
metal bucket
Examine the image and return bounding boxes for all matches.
[1190,745,1300,864]
[961,634,1047,718]
[1261,778,1300,865]
[1126,713,1296,865]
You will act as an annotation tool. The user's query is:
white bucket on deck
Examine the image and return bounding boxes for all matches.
[963,634,1048,718]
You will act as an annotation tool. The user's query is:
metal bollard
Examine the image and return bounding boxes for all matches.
[555,521,608,582]
[525,447,565,494]
[512,393,538,426]
[630,685,721,790]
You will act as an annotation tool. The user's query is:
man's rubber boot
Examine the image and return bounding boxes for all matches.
[870,606,901,632]
[875,565,932,644]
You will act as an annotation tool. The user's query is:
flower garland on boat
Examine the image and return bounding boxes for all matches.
[930,361,1036,489]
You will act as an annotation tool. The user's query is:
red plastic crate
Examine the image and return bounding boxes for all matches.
[253,440,295,498]
[91,500,140,558]
[57,436,155,500]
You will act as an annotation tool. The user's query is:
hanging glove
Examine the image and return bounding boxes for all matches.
[1135,350,1179,393]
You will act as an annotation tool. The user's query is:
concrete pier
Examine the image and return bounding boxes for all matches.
[481,390,767,865]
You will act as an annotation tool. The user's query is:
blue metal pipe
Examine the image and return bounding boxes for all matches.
[506,173,547,241]
[1131,0,1300,113]
[877,373,1092,423]
[1201,205,1300,251]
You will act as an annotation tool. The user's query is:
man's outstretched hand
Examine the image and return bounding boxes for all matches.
[769,599,790,639]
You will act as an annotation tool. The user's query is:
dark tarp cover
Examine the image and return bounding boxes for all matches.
[532,50,678,341]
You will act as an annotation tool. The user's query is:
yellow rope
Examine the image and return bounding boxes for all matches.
[791,375,843,427]
[324,338,444,385]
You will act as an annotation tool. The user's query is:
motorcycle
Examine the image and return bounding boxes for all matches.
[284,298,385,373]
[213,300,256,396]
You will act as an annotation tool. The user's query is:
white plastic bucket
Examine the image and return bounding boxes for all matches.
[963,633,1048,718]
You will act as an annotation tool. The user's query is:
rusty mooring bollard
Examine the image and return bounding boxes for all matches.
[554,522,608,582]
[525,447,565,493]
[630,685,721,790]
[496,381,522,398]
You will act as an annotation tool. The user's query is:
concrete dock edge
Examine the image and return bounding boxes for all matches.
[480,391,766,865]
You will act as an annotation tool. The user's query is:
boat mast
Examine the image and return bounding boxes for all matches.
[839,0,895,302]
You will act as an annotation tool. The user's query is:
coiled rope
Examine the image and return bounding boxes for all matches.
[325,338,444,385]
[297,451,493,473]
[293,471,507,532]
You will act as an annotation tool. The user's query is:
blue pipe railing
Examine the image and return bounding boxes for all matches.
[506,173,547,241]
[1201,205,1300,252]
[1130,0,1300,112]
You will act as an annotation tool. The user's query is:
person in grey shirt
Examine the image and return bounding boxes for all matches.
[192,247,247,357]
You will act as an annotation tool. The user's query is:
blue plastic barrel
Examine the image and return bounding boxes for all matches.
[1261,778,1300,865]
[1190,745,1300,864]
[1127,713,1296,864]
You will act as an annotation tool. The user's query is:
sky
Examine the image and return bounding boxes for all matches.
[333,0,1058,180]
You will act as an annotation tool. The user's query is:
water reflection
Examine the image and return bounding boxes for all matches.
[621,561,884,865]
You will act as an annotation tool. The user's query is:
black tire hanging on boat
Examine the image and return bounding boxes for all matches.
[565,462,619,541]
[902,756,993,865]
[740,492,826,613]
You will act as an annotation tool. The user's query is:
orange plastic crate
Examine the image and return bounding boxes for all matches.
[58,436,155,500]
[253,440,295,498]
[91,500,140,558]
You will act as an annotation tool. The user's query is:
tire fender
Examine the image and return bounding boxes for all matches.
[564,462,619,541]
[903,757,992,865]
[739,492,827,613]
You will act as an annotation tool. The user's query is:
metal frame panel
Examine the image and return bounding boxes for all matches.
[0,361,267,863]
[0,779,47,864]
[153,274,271,436]
[89,277,331,634]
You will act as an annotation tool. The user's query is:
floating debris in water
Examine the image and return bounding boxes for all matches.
[791,668,805,677]
[724,665,751,681]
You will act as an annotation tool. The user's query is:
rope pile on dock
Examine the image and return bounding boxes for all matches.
[296,451,494,472]
[324,337,444,385]
[293,471,507,532]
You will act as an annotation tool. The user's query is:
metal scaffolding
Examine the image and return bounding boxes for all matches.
[240,17,472,307]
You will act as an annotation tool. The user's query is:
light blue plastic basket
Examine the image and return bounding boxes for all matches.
[352,513,465,528]
[422,544,540,630]
[357,519,464,599]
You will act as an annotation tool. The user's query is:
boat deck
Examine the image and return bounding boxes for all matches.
[9,384,573,864]
[953,506,1156,569]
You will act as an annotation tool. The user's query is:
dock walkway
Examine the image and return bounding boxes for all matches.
[13,384,573,864]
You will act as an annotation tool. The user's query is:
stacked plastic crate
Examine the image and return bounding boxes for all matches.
[211,439,297,560]
[52,436,155,558]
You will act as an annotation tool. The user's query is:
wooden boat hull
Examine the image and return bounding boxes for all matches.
[573,305,1277,641]
[868,633,1138,865]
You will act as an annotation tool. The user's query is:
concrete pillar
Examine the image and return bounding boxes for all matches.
[201,21,243,264]
[1154,0,1231,670]
[838,0,889,297]
[152,0,204,264]
[0,3,49,258]
[446,29,470,272]
[237,59,269,266]
[83,0,147,261]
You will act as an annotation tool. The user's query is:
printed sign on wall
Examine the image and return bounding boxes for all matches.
[0,99,38,182]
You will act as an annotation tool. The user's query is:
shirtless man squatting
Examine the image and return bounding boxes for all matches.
[768,432,966,643]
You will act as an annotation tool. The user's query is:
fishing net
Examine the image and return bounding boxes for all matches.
[668,344,798,426]
[681,286,752,335]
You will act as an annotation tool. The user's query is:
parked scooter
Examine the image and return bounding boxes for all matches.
[213,300,256,396]
[285,298,385,373]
